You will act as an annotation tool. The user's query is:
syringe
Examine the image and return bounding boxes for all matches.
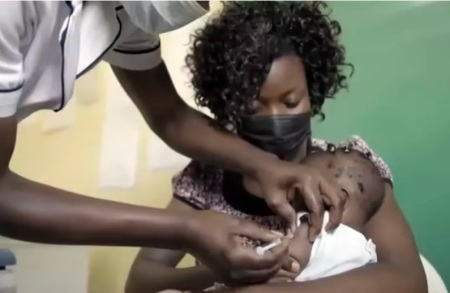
[255,238,282,256]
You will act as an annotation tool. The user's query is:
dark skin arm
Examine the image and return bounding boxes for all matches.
[112,63,346,239]
[111,63,275,186]
[112,63,297,284]
[0,119,286,284]
[193,184,427,293]
[0,117,190,247]
[126,198,216,293]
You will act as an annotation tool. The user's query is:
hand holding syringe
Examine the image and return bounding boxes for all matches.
[256,238,283,256]
[255,237,301,283]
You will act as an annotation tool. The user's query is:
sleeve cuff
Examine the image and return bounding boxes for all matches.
[103,45,162,71]
[0,87,21,117]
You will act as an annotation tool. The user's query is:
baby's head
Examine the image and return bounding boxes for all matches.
[299,147,386,231]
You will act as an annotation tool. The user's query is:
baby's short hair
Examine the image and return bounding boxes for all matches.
[306,148,386,221]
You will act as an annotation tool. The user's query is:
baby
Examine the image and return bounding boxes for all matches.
[200,146,387,292]
[280,146,386,281]
[209,146,386,290]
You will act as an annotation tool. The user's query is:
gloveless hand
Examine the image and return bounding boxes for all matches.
[266,259,299,283]
[246,157,346,241]
[266,217,312,283]
[182,210,293,286]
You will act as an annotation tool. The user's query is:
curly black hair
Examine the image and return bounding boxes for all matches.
[186,1,353,129]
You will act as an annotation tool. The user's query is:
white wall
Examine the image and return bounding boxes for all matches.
[1,238,89,293]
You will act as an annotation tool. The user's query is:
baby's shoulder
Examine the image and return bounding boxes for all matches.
[311,136,393,184]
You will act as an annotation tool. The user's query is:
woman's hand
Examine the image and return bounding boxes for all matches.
[245,158,347,241]
[183,210,293,286]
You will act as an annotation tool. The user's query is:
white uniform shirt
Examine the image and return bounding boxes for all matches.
[0,1,206,121]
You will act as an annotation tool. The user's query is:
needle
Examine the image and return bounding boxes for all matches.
[256,238,282,256]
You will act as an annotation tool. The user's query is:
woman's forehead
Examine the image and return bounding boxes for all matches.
[260,55,308,97]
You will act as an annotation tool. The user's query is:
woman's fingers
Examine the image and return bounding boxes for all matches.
[229,235,290,270]
[320,181,345,232]
[298,183,324,242]
[265,189,297,231]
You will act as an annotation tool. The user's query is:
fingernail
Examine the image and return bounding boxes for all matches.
[292,262,301,273]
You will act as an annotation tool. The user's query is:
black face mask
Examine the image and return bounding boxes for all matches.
[237,113,311,161]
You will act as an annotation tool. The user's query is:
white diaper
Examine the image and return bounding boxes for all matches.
[296,212,377,281]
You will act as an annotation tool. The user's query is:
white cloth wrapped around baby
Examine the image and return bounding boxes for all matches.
[206,211,377,291]
[295,211,376,281]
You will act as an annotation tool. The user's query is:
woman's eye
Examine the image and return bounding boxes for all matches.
[284,100,299,108]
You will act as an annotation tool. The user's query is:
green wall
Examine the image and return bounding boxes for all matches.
[313,1,450,285]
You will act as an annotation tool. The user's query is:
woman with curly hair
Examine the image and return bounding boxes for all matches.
[125,2,426,293]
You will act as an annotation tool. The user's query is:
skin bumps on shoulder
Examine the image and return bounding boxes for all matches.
[306,148,386,222]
